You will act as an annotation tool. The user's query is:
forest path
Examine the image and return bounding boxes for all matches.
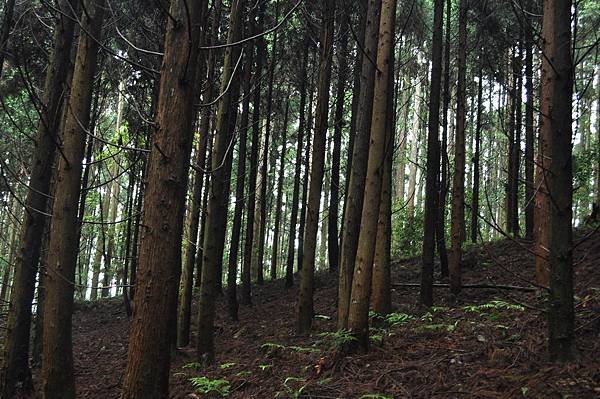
[43,230,600,398]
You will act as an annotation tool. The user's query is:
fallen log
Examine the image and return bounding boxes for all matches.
[391,283,537,292]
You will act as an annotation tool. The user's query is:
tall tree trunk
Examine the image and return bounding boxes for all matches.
[270,102,289,280]
[285,35,309,288]
[177,0,213,347]
[337,0,382,330]
[297,0,335,334]
[329,11,349,274]
[297,86,314,272]
[436,0,452,277]
[41,1,105,397]
[406,78,422,225]
[449,0,467,296]
[347,0,396,351]
[471,64,483,243]
[227,45,254,320]
[91,184,111,300]
[420,0,444,307]
[524,22,535,239]
[0,1,77,395]
[196,0,245,364]
[541,0,576,362]
[120,0,204,396]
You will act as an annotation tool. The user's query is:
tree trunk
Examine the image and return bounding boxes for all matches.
[270,102,289,280]
[41,1,105,397]
[406,78,422,225]
[470,64,483,243]
[420,0,444,307]
[0,1,77,395]
[524,22,535,239]
[227,44,254,320]
[297,0,335,335]
[285,35,309,288]
[120,0,204,396]
[196,0,245,364]
[297,86,314,272]
[540,0,576,362]
[337,0,382,330]
[329,11,349,274]
[0,0,16,79]
[347,0,396,351]
[449,0,467,296]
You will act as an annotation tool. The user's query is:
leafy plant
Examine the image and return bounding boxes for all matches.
[385,312,415,327]
[219,362,236,370]
[182,362,202,370]
[318,330,358,348]
[189,376,230,397]
[259,364,272,371]
[282,376,308,399]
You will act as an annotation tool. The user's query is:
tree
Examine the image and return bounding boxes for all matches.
[347,0,396,351]
[540,0,577,363]
[297,0,335,334]
[338,0,382,330]
[196,0,245,364]
[449,0,468,295]
[420,0,444,307]
[0,1,77,395]
[41,1,106,397]
[120,0,205,396]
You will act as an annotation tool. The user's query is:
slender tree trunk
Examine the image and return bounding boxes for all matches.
[91,185,110,300]
[270,102,289,280]
[120,0,204,396]
[406,79,422,224]
[540,0,577,362]
[524,22,535,239]
[297,87,314,272]
[227,45,254,320]
[436,0,451,277]
[297,0,335,334]
[449,0,467,296]
[0,1,77,395]
[285,35,309,288]
[420,0,444,307]
[338,0,382,330]
[176,0,212,346]
[347,0,396,351]
[196,0,245,364]
[42,2,105,397]
[471,64,483,243]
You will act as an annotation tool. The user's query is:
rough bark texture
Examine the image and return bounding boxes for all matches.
[338,0,382,330]
[524,23,535,239]
[0,1,76,396]
[0,0,16,79]
[347,0,395,351]
[420,0,444,307]
[120,0,204,396]
[449,0,467,296]
[540,0,577,363]
[297,0,335,335]
[41,2,105,397]
[471,65,483,244]
[196,0,244,364]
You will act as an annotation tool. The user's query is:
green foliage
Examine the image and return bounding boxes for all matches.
[385,312,416,327]
[219,362,236,370]
[182,362,202,371]
[280,377,308,399]
[189,376,230,397]
[317,330,358,348]
[463,300,525,314]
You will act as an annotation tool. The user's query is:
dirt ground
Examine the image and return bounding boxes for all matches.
[24,229,600,398]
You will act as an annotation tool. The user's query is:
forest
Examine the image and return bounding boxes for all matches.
[0,0,599,398]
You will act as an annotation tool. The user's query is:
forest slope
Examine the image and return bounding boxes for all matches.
[31,230,600,398]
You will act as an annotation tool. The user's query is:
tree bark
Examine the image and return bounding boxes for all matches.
[470,64,483,243]
[540,0,577,362]
[347,0,396,351]
[41,1,105,397]
[449,0,467,296]
[337,0,382,330]
[420,0,444,307]
[0,0,16,79]
[120,0,204,396]
[297,0,335,334]
[196,0,245,364]
[0,1,77,395]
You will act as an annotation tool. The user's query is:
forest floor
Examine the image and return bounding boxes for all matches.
[28,229,600,398]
